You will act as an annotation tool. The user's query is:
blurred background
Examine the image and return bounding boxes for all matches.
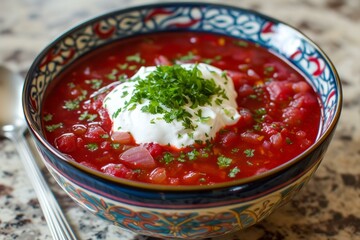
[0,0,359,239]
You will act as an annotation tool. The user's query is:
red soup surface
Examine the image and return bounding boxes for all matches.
[42,32,321,185]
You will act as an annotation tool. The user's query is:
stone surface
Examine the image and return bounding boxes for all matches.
[0,0,359,239]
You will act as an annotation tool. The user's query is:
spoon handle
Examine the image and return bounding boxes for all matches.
[10,131,77,240]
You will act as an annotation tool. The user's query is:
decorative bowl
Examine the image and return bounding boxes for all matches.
[23,2,342,239]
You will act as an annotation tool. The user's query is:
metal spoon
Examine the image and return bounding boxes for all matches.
[0,66,77,240]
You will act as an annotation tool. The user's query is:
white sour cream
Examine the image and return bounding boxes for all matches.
[103,63,240,148]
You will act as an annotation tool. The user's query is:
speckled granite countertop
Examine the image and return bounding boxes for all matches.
[0,0,359,239]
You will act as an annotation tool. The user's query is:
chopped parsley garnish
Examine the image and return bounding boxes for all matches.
[63,90,87,110]
[162,152,175,164]
[233,40,249,47]
[64,99,80,110]
[178,51,196,61]
[253,124,261,131]
[244,149,255,158]
[217,155,232,168]
[228,166,240,178]
[254,108,267,116]
[107,69,118,80]
[111,143,120,149]
[85,79,103,89]
[123,64,228,130]
[118,63,128,70]
[126,53,145,64]
[100,134,109,139]
[67,82,75,88]
[187,149,200,161]
[86,143,98,151]
[231,148,240,154]
[45,123,63,132]
[79,111,98,122]
[264,66,275,75]
[43,113,53,122]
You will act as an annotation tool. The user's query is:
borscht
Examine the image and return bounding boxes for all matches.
[42,32,322,185]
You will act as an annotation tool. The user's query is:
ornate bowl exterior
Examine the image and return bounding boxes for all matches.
[23,3,341,239]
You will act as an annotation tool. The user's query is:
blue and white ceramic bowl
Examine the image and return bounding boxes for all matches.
[23,3,342,239]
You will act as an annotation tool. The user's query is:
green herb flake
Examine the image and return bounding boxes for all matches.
[107,69,118,80]
[248,94,257,99]
[244,149,255,158]
[79,111,98,122]
[286,137,293,145]
[178,51,196,61]
[86,143,98,152]
[254,108,267,116]
[233,40,249,47]
[187,149,200,161]
[124,64,228,131]
[264,66,275,75]
[126,53,145,64]
[43,114,53,122]
[199,177,207,183]
[217,155,232,168]
[253,124,261,131]
[162,152,175,164]
[118,63,128,70]
[128,65,138,71]
[118,74,128,82]
[112,108,122,119]
[100,134,109,139]
[231,148,240,154]
[111,143,120,149]
[228,166,240,178]
[85,79,103,90]
[45,123,63,132]
[64,99,80,110]
[67,82,75,89]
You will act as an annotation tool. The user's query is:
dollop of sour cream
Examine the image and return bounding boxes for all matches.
[103,63,240,148]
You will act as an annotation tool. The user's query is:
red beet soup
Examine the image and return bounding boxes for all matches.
[42,32,322,185]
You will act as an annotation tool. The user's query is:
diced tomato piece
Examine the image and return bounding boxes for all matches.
[55,133,77,153]
[266,81,294,102]
[266,62,291,80]
[269,133,283,148]
[76,137,84,149]
[262,122,284,136]
[220,131,240,148]
[84,125,108,142]
[292,81,311,93]
[282,106,305,126]
[237,84,254,98]
[143,142,164,158]
[241,132,264,144]
[101,163,134,179]
[98,108,112,132]
[290,92,318,108]
[149,167,167,184]
[237,108,254,128]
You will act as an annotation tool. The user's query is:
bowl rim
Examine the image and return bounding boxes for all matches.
[23,1,342,192]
